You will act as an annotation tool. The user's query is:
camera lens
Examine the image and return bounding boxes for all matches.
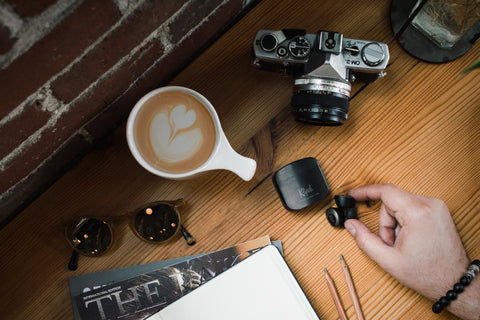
[291,78,351,126]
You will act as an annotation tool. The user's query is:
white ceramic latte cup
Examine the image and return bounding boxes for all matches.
[126,86,257,181]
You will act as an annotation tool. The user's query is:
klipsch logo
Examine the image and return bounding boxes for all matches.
[298,184,316,199]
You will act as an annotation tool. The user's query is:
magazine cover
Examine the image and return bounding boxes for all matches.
[71,236,276,320]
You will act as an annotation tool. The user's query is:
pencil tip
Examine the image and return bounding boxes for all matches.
[324,268,327,273]
[340,254,344,260]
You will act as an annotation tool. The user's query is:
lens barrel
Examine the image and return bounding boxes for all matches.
[291,78,351,126]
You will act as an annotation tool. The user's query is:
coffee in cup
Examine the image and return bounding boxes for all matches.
[127,86,256,180]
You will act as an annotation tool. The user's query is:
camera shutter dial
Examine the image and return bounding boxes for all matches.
[361,42,386,66]
[288,36,311,58]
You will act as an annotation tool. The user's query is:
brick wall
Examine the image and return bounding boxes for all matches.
[0,0,259,227]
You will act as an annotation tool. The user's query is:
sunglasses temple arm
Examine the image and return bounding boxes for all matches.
[68,250,79,271]
[180,225,196,246]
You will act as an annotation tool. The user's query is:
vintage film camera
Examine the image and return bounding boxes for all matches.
[252,29,389,126]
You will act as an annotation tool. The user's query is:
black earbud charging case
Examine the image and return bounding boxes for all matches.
[273,157,330,210]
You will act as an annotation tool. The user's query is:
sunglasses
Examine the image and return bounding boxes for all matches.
[65,199,195,270]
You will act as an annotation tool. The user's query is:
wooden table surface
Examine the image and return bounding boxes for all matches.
[1,0,479,319]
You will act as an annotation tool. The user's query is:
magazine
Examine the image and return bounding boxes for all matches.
[70,236,278,320]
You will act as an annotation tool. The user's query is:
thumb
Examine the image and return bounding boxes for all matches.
[344,219,397,271]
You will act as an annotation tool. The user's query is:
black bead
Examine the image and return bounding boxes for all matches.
[460,275,472,286]
[446,290,457,300]
[432,261,480,315]
[432,302,443,313]
[454,282,464,293]
[439,296,450,307]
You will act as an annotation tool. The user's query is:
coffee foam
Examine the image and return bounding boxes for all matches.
[133,91,216,174]
[149,106,202,162]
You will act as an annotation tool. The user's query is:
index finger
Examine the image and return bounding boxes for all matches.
[348,183,414,212]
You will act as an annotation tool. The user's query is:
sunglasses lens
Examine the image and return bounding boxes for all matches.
[67,218,112,256]
[134,204,180,242]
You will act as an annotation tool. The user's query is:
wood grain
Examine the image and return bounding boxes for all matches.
[1,0,479,319]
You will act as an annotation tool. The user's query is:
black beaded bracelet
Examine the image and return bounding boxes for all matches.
[432,260,480,314]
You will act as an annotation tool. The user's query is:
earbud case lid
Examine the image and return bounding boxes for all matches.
[273,157,330,210]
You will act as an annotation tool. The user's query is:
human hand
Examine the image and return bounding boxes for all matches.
[344,184,479,319]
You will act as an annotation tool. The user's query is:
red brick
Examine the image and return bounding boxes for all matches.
[57,38,164,141]
[0,0,261,226]
[0,24,15,54]
[6,0,58,17]
[169,0,224,43]
[0,0,121,119]
[0,108,91,194]
[0,103,51,159]
[164,0,246,78]
[168,0,256,44]
[33,40,162,152]
[51,0,188,104]
[85,0,248,139]
[83,39,165,139]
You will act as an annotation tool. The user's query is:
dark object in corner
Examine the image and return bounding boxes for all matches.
[390,0,480,63]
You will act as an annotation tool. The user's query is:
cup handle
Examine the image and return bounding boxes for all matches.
[203,134,257,181]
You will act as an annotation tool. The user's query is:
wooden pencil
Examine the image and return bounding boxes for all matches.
[324,268,348,320]
[340,254,364,320]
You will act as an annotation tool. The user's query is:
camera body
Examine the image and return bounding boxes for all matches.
[252,29,389,125]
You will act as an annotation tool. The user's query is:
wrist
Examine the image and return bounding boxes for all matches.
[446,273,480,320]
[433,260,480,320]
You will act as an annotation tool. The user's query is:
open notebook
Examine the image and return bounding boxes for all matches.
[147,245,321,320]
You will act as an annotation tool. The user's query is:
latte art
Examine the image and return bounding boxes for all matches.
[133,91,216,173]
[150,105,202,162]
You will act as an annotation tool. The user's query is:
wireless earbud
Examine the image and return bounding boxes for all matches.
[325,195,357,227]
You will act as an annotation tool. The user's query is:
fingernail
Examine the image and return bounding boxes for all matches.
[344,221,356,236]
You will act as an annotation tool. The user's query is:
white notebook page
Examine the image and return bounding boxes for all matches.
[147,245,320,320]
